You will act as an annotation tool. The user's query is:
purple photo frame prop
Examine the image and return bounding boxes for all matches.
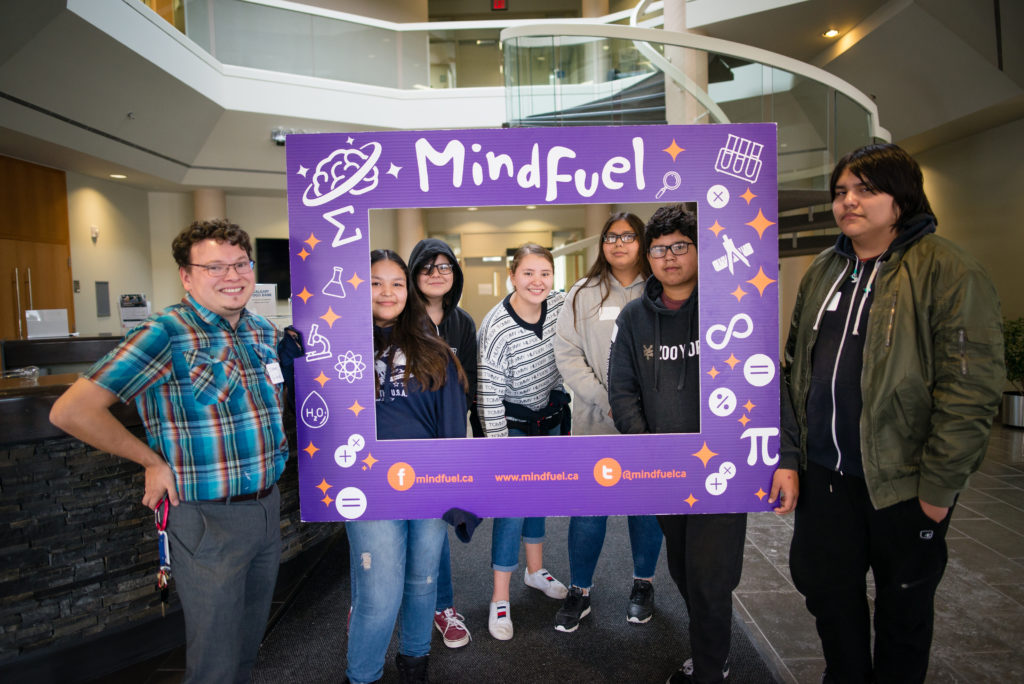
[285,124,779,522]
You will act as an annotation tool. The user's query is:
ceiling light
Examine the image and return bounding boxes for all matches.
[109,174,127,179]
[525,205,537,210]
[467,207,478,212]
[823,28,839,39]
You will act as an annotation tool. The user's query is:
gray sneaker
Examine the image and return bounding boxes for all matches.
[626,578,654,624]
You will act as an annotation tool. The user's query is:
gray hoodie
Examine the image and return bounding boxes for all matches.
[554,272,645,435]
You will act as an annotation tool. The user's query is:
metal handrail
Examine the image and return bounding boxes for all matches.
[500,22,890,141]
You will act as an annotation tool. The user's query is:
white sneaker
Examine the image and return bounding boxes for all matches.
[524,567,568,599]
[488,600,513,640]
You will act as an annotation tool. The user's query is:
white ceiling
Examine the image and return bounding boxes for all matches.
[0,0,1020,195]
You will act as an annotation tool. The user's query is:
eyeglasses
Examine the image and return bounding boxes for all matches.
[421,263,454,276]
[602,232,638,244]
[188,261,254,277]
[648,241,694,258]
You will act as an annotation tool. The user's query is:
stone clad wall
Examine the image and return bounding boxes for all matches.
[0,426,331,666]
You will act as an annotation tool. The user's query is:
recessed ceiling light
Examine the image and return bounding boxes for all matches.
[109,174,127,179]
[823,28,839,39]
[467,207,478,212]
[525,205,537,210]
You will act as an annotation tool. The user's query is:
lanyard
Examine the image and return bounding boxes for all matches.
[154,498,172,614]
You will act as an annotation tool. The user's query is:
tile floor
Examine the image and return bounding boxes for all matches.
[103,424,1024,683]
[737,422,1024,683]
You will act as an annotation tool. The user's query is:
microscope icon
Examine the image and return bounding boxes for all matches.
[305,323,332,362]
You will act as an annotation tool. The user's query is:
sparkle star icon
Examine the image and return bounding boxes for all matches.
[731,285,747,302]
[320,306,341,328]
[348,400,364,416]
[297,164,309,177]
[298,248,311,261]
[746,209,776,239]
[725,354,740,369]
[316,478,331,495]
[362,453,378,470]
[314,371,330,387]
[304,442,319,458]
[684,493,698,508]
[744,400,755,412]
[304,233,321,250]
[747,267,777,296]
[663,139,685,162]
[387,163,401,178]
[347,272,364,290]
[755,488,767,501]
[693,442,718,468]
[707,366,719,379]
[708,220,726,237]
[321,494,334,507]
[741,187,756,204]
[346,136,354,145]
[738,414,750,427]
[296,287,312,304]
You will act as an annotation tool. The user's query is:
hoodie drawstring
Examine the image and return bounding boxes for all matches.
[813,265,850,332]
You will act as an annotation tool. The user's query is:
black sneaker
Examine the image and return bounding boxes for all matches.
[627,578,654,624]
[554,587,591,633]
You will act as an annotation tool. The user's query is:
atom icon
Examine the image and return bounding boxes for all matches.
[335,350,366,383]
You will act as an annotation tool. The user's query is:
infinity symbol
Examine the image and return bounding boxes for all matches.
[705,313,754,350]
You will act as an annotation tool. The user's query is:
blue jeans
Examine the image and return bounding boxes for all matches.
[435,532,453,611]
[166,486,281,684]
[346,518,447,684]
[491,516,546,571]
[568,515,662,590]
[490,424,558,572]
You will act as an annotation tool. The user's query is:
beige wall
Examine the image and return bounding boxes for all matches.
[66,173,153,336]
[916,116,1024,319]
[146,191,193,313]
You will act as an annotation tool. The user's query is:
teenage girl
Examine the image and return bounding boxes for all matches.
[408,238,479,650]
[345,249,467,684]
[551,212,662,633]
[477,242,570,640]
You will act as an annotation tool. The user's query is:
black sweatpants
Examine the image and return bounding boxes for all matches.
[658,512,747,684]
[789,462,952,684]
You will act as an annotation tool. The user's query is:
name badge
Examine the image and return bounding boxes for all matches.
[266,361,285,385]
[599,306,620,321]
[826,291,842,312]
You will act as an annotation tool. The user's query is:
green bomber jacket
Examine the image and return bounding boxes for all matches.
[783,219,1005,509]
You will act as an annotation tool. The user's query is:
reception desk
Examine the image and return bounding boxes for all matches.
[0,371,337,681]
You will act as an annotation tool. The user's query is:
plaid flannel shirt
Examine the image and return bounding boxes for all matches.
[87,294,288,501]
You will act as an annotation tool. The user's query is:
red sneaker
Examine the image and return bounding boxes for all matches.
[433,607,471,648]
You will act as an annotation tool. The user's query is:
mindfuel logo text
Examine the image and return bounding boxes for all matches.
[594,457,686,487]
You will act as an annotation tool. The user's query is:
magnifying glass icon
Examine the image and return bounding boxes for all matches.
[656,171,681,199]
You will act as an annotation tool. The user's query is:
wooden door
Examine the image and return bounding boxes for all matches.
[0,239,75,339]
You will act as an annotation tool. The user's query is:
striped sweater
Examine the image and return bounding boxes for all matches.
[477,291,565,438]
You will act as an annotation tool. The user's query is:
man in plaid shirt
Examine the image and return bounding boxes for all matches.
[51,219,289,683]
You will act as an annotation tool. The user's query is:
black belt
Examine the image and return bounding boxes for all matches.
[204,484,276,504]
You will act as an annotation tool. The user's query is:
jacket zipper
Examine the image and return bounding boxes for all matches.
[885,294,897,347]
[958,328,968,375]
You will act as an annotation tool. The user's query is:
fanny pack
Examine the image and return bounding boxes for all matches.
[503,389,571,436]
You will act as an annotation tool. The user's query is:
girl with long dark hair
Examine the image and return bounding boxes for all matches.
[345,249,467,684]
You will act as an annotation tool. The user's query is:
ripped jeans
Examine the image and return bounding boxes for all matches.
[345,518,447,684]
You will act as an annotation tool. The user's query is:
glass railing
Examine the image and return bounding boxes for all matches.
[178,0,885,198]
[180,0,649,90]
[501,26,884,196]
